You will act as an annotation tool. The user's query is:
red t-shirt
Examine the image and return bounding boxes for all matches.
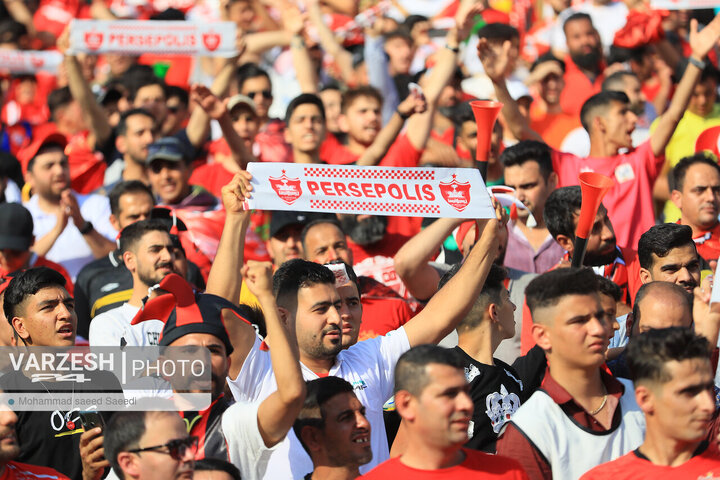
[361,448,528,479]
[560,56,605,117]
[31,255,74,296]
[320,133,424,167]
[0,461,70,480]
[552,140,664,250]
[580,444,720,479]
[686,222,720,264]
[358,276,413,340]
[190,162,235,198]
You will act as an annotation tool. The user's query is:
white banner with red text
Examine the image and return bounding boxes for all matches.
[245,163,495,219]
[0,50,63,74]
[68,20,237,56]
[649,0,716,9]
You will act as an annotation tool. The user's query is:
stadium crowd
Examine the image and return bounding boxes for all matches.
[2,0,720,478]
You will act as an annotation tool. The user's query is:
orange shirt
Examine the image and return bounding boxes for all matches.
[560,55,605,116]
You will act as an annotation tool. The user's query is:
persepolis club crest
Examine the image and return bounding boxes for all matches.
[269,170,302,205]
[439,174,471,212]
[84,31,104,50]
[202,31,221,51]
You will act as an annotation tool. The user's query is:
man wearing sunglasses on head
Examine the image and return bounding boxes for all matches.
[105,410,196,480]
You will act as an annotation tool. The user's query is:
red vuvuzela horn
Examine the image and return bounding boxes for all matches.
[470,100,503,180]
[571,172,614,268]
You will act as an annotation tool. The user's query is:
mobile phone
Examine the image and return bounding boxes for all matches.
[79,411,105,432]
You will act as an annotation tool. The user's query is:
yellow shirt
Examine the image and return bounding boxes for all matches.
[651,104,720,221]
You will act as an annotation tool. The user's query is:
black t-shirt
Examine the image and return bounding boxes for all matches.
[511,344,548,397]
[0,369,121,479]
[453,347,525,453]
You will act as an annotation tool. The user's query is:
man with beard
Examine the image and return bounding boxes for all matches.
[671,154,720,264]
[103,109,156,188]
[480,11,720,249]
[558,13,605,116]
[301,219,412,339]
[544,186,642,305]
[88,219,176,346]
[293,377,372,480]
[638,223,702,296]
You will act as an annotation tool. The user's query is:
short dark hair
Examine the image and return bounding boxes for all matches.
[563,12,593,34]
[118,219,170,255]
[166,85,189,108]
[3,267,66,322]
[104,411,149,479]
[638,223,695,270]
[108,180,154,216]
[117,108,155,137]
[272,259,335,311]
[580,90,629,133]
[439,263,508,332]
[293,377,355,455]
[500,140,553,179]
[194,458,241,480]
[670,153,720,192]
[47,87,73,122]
[341,86,383,113]
[27,143,65,173]
[530,54,566,73]
[476,23,519,42]
[525,268,599,320]
[596,274,622,302]
[602,71,639,93]
[394,345,464,396]
[300,218,345,252]
[403,15,428,32]
[543,186,582,240]
[236,63,271,92]
[125,71,167,104]
[631,282,692,333]
[285,93,326,125]
[383,28,413,46]
[626,327,710,385]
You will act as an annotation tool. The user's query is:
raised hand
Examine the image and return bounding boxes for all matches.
[456,2,485,43]
[221,171,253,215]
[397,90,427,118]
[61,190,84,227]
[690,12,720,60]
[190,84,227,120]
[477,37,513,83]
[79,427,109,480]
[241,260,274,298]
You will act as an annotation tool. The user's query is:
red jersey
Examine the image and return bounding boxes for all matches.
[560,55,605,116]
[0,461,70,480]
[357,276,412,340]
[190,162,235,198]
[0,255,74,296]
[581,443,720,479]
[361,448,528,479]
[320,133,424,167]
[552,140,664,250]
[686,222,720,264]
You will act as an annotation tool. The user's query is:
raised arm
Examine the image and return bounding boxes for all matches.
[403,202,507,346]
[243,261,306,447]
[58,27,112,149]
[650,13,720,157]
[355,92,427,166]
[307,0,356,86]
[693,276,720,347]
[282,2,318,94]
[393,217,465,301]
[477,37,543,143]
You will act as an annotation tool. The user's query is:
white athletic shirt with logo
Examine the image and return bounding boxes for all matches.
[88,303,163,347]
[227,327,411,480]
[510,377,645,480]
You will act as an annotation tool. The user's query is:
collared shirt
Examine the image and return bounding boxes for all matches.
[496,368,625,479]
[503,220,565,274]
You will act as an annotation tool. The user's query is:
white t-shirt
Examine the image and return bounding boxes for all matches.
[89,303,163,347]
[24,192,118,280]
[223,400,278,480]
[228,327,411,479]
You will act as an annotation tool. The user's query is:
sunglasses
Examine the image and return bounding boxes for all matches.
[127,436,198,460]
[246,89,272,100]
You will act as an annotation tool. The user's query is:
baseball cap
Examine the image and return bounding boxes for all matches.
[16,128,68,173]
[227,94,257,116]
[149,207,188,232]
[269,211,320,238]
[146,137,189,165]
[0,203,34,251]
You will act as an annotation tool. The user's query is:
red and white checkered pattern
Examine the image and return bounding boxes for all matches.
[303,167,435,181]
[310,199,440,215]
